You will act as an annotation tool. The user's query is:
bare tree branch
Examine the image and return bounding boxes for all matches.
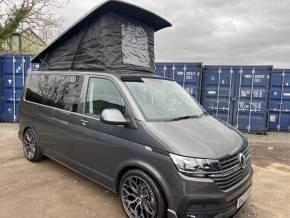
[0,0,69,51]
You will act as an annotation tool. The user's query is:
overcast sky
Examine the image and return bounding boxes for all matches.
[55,0,290,68]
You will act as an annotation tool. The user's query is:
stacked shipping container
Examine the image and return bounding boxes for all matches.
[268,69,290,131]
[201,65,272,134]
[155,63,273,133]
[155,63,203,101]
[0,54,35,122]
[1,57,289,133]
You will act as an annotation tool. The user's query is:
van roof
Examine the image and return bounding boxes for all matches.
[29,70,173,81]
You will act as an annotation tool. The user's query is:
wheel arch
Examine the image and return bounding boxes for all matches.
[21,121,38,137]
[114,161,170,208]
[23,126,31,135]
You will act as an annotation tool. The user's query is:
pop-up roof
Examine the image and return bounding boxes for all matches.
[32,0,171,73]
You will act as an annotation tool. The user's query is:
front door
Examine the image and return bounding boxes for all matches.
[73,76,129,187]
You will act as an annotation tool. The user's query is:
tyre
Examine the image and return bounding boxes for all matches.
[119,169,166,218]
[23,128,45,162]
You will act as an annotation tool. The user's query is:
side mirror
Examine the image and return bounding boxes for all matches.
[100,109,129,126]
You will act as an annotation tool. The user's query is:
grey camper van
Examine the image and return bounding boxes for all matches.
[18,1,252,218]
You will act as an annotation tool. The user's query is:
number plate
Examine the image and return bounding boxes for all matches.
[237,187,251,209]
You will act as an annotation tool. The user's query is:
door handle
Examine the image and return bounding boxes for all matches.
[80,119,88,126]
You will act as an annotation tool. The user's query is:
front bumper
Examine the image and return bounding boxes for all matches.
[168,199,249,218]
[166,167,253,218]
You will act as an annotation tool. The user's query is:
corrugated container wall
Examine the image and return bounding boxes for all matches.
[268,69,290,131]
[155,63,203,101]
[201,65,272,133]
[0,54,36,122]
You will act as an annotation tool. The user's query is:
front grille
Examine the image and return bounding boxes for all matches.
[220,146,250,171]
[209,146,252,191]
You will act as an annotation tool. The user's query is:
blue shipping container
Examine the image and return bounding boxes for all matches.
[155,62,203,101]
[0,54,34,122]
[202,65,272,133]
[268,69,290,131]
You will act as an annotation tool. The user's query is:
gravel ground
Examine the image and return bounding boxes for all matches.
[0,123,290,218]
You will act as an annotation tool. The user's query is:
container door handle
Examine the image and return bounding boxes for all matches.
[80,119,88,126]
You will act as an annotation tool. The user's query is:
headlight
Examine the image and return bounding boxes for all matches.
[169,153,219,177]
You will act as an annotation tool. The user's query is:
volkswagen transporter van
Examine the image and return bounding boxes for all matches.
[19,71,252,218]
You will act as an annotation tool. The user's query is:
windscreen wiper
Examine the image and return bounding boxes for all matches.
[198,111,209,117]
[169,115,199,121]
[169,112,209,121]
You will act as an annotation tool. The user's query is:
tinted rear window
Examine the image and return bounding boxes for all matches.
[25,74,84,112]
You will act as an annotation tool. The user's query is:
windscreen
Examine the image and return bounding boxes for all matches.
[124,78,204,121]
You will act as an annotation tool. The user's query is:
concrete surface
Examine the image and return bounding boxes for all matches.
[0,123,289,218]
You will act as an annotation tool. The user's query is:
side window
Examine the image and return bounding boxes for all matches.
[25,74,83,113]
[25,74,44,104]
[40,75,83,112]
[85,78,125,118]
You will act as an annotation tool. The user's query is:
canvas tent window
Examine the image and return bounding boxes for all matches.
[121,23,150,68]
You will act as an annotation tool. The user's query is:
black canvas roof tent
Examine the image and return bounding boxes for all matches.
[32,0,171,73]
